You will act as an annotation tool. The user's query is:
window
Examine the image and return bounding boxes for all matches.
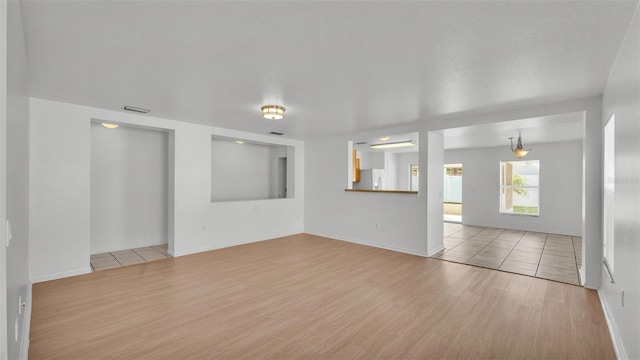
[603,114,615,277]
[500,160,539,216]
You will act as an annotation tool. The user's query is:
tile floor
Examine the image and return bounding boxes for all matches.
[444,214,462,223]
[90,244,171,272]
[432,223,582,285]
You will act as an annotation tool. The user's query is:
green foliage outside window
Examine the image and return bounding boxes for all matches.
[512,173,529,197]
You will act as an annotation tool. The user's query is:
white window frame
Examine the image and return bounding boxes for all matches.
[603,114,615,280]
[500,160,540,216]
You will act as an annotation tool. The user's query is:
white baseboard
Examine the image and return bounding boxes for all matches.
[19,283,32,360]
[91,241,169,255]
[173,239,263,257]
[427,245,445,257]
[305,232,429,258]
[31,267,92,283]
[598,289,626,360]
[176,232,430,258]
[459,221,581,237]
[172,233,300,257]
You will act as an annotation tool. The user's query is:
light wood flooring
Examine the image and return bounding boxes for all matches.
[30,234,614,359]
[434,223,582,285]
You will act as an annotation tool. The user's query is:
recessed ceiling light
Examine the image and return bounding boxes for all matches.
[101,123,119,129]
[123,105,150,114]
[261,105,286,120]
[235,140,244,144]
[378,136,390,141]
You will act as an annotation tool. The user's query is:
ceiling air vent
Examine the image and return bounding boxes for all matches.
[123,105,150,114]
[269,131,284,136]
[356,141,367,145]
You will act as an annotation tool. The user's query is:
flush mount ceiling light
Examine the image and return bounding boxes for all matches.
[261,105,286,120]
[509,133,531,158]
[370,141,414,150]
[378,136,390,141]
[101,123,119,129]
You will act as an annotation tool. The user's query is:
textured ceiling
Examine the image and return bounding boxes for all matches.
[20,1,637,140]
[440,112,584,150]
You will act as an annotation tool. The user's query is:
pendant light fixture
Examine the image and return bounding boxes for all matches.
[261,105,286,120]
[509,133,531,158]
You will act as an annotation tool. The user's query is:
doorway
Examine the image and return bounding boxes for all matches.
[409,164,419,191]
[443,163,462,223]
[90,122,170,257]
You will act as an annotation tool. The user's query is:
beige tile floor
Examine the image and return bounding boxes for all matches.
[432,223,582,285]
[90,244,171,272]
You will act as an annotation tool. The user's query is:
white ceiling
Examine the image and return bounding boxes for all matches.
[440,111,585,150]
[353,132,419,154]
[20,1,637,141]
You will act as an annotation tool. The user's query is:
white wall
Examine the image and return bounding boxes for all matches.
[91,123,169,253]
[4,1,31,358]
[29,101,92,282]
[357,151,387,171]
[396,152,419,191]
[29,98,304,282]
[600,4,640,359]
[426,132,444,254]
[444,140,583,235]
[211,139,287,201]
[305,124,429,257]
[368,152,385,169]
[356,151,369,170]
[0,1,7,353]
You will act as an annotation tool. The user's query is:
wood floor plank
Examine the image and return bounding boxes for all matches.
[29,234,615,359]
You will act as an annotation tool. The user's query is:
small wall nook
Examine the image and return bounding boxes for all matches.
[211,136,294,202]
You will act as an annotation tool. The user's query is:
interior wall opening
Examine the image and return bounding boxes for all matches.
[211,136,293,202]
[429,111,585,286]
[90,121,171,271]
[443,163,463,223]
[348,132,419,192]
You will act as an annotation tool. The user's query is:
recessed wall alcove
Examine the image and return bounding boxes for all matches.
[90,121,170,254]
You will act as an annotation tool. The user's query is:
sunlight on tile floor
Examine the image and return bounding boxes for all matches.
[90,244,171,272]
[432,223,582,285]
